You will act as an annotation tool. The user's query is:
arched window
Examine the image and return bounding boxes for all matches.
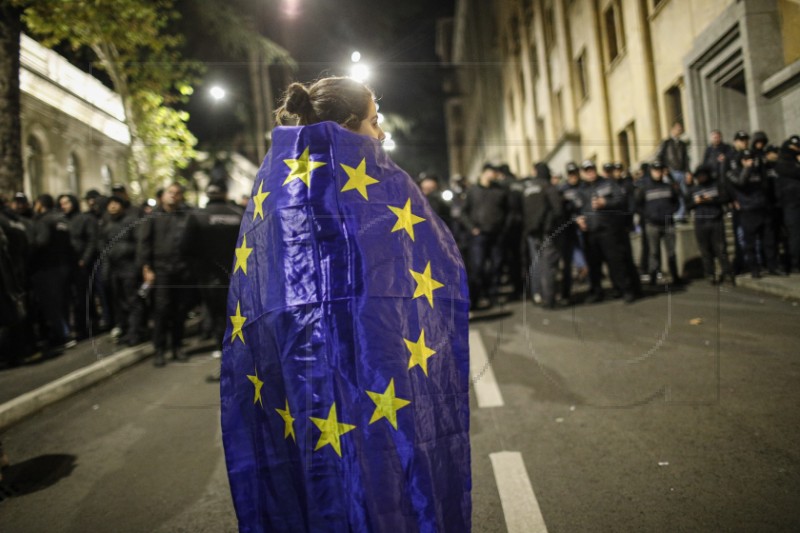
[26,135,43,195]
[67,152,81,195]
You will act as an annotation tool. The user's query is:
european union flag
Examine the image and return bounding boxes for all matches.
[221,122,472,532]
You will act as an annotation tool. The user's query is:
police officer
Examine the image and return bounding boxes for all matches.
[775,135,800,273]
[138,183,192,366]
[727,148,780,278]
[686,165,734,285]
[0,197,30,367]
[522,162,564,308]
[99,195,142,346]
[727,130,751,274]
[576,160,639,303]
[31,194,74,356]
[58,194,98,340]
[183,182,244,363]
[558,162,585,302]
[636,160,682,285]
[461,163,510,309]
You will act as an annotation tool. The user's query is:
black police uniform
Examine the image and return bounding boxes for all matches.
[100,205,141,344]
[686,172,733,283]
[775,137,800,272]
[521,168,563,307]
[636,174,680,282]
[183,198,244,349]
[579,174,639,301]
[137,204,193,362]
[63,198,98,339]
[558,175,584,300]
[31,208,73,352]
[727,150,779,276]
[461,181,510,307]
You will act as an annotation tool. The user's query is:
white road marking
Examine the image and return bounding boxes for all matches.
[469,329,504,408]
[490,451,549,533]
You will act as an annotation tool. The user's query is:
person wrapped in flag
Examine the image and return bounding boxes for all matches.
[220,76,471,532]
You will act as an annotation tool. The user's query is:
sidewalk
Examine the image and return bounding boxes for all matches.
[735,273,800,301]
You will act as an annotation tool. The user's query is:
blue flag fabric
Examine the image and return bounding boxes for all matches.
[221,122,471,533]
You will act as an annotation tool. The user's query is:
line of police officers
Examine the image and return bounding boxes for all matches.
[0,181,244,370]
[438,131,800,311]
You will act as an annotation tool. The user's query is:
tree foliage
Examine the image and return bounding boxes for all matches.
[16,0,201,196]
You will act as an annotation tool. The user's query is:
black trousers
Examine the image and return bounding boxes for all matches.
[467,232,504,305]
[584,227,636,295]
[31,266,70,348]
[201,278,229,349]
[694,218,732,278]
[151,268,191,352]
[784,205,800,271]
[110,269,139,339]
[740,209,777,274]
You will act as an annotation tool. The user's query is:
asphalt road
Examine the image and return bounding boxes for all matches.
[1,283,799,532]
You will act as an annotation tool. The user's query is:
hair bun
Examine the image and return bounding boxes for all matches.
[284,83,313,116]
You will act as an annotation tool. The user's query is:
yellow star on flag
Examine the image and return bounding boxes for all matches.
[246,370,264,407]
[388,198,426,241]
[275,398,296,442]
[233,234,252,275]
[310,402,356,457]
[340,158,379,200]
[230,301,247,344]
[405,329,437,376]
[252,181,270,221]
[366,378,410,429]
[283,147,326,187]
[410,261,444,308]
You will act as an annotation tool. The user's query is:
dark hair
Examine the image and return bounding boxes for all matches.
[36,194,54,210]
[274,77,374,130]
[56,194,80,213]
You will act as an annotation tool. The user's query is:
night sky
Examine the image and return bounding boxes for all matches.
[184,0,456,180]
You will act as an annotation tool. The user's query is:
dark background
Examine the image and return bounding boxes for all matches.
[182,0,456,180]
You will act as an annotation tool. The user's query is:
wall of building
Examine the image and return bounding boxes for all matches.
[18,34,130,199]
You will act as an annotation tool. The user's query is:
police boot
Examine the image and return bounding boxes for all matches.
[668,259,684,286]
[153,350,166,367]
[173,347,188,362]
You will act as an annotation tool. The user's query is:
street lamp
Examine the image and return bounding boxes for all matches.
[209,86,226,101]
[349,63,370,83]
[351,51,361,63]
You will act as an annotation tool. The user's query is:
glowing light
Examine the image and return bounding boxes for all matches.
[377,113,385,124]
[383,138,396,151]
[209,86,226,101]
[147,198,157,207]
[349,63,370,83]
[442,190,454,202]
[351,51,361,63]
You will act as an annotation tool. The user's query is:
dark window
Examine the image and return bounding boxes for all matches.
[665,85,684,127]
[26,135,43,194]
[544,7,556,51]
[605,6,619,62]
[575,51,589,101]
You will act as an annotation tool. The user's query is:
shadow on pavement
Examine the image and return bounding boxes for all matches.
[0,454,77,500]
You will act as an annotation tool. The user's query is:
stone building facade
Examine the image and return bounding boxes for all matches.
[438,0,800,179]
[19,34,130,198]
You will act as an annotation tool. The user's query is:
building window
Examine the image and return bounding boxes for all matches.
[522,0,534,24]
[543,6,556,52]
[618,122,637,168]
[554,90,565,137]
[665,84,684,129]
[604,1,626,64]
[26,135,43,195]
[575,50,589,102]
[529,40,540,81]
[67,152,81,195]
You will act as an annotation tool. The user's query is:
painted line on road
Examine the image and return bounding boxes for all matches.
[490,451,549,533]
[469,329,504,408]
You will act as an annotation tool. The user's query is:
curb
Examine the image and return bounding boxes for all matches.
[735,276,800,301]
[0,343,152,431]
